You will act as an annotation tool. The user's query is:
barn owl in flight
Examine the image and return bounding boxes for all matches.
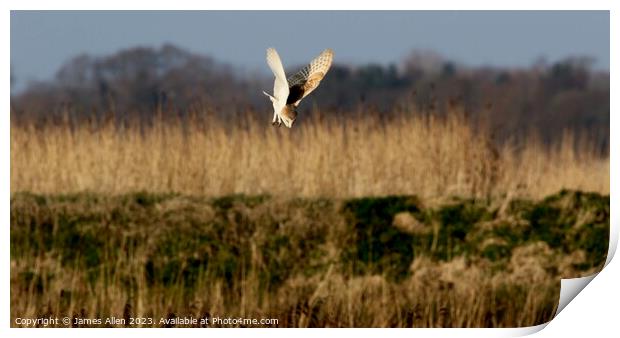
[263,48,334,128]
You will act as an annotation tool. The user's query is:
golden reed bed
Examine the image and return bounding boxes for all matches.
[10,107,608,199]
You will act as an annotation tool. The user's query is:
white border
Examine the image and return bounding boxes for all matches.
[1,0,616,10]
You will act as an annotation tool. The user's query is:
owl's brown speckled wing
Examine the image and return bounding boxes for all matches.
[286,48,333,106]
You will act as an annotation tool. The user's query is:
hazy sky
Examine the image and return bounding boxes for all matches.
[11,10,609,92]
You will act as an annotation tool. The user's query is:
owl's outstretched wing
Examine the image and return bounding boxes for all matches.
[265,48,290,109]
[286,48,333,106]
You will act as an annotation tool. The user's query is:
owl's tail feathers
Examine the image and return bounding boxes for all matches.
[263,91,275,102]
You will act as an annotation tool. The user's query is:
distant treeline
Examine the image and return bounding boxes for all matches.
[10,44,609,149]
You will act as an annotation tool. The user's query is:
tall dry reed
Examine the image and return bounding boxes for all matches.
[10,107,609,199]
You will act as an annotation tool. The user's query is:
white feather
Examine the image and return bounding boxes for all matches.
[265,48,289,113]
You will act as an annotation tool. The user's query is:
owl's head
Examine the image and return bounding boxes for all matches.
[281,105,298,128]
